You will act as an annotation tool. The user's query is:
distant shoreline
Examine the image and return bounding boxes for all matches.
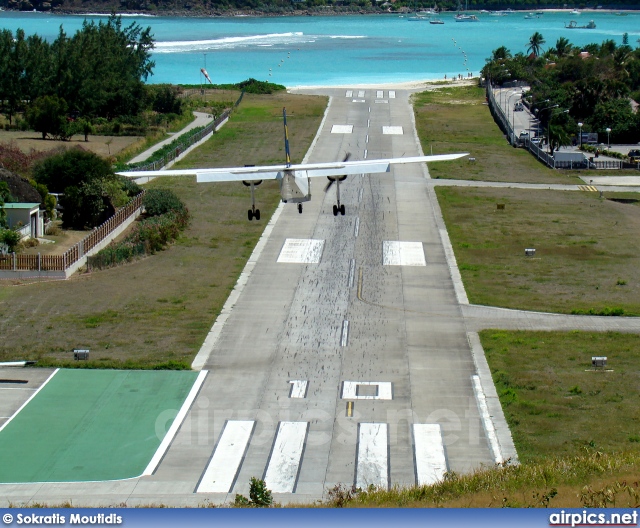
[2,7,639,18]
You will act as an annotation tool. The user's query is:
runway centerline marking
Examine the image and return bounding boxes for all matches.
[413,424,447,485]
[354,217,360,238]
[356,423,389,490]
[196,420,255,493]
[341,320,350,347]
[264,421,309,493]
[348,259,356,288]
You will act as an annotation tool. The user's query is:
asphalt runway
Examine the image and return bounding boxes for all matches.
[144,87,495,503]
[0,87,498,506]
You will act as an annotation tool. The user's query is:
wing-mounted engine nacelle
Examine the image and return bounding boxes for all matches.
[243,180,263,221]
[327,175,348,182]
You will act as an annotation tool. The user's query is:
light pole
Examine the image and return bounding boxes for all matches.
[578,122,583,149]
[535,103,558,142]
[606,127,611,150]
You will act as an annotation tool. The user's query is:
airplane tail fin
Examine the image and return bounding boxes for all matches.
[283,107,291,168]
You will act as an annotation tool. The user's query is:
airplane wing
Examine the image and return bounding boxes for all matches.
[116,153,469,183]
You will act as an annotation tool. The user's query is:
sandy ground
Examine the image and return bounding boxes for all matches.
[288,77,476,92]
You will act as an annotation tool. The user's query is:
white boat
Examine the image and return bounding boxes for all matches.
[455,13,479,21]
[430,18,444,24]
[570,9,581,15]
[524,13,539,19]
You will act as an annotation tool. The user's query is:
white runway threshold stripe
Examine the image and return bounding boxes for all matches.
[382,241,426,266]
[356,423,389,490]
[376,90,384,99]
[277,239,325,264]
[413,424,447,486]
[144,370,209,476]
[331,124,353,134]
[264,421,309,493]
[196,420,255,493]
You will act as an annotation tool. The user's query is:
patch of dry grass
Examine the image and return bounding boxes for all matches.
[0,92,327,368]
[437,186,640,315]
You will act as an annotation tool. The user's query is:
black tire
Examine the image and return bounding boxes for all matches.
[333,205,338,216]
[298,203,303,214]
[255,209,261,221]
[340,204,346,215]
[248,209,253,221]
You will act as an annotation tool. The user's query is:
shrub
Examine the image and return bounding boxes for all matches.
[143,188,186,217]
[0,229,21,252]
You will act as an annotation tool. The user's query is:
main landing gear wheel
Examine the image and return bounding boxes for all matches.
[333,205,338,216]
[298,203,303,214]
[248,209,260,221]
[340,204,345,216]
[333,204,346,216]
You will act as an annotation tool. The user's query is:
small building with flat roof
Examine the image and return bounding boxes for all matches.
[3,203,43,239]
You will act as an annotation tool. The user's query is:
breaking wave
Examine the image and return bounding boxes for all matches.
[154,32,366,53]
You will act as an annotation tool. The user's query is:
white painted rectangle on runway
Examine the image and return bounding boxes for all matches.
[413,424,447,486]
[342,381,392,400]
[277,239,324,264]
[345,90,353,97]
[197,420,254,493]
[389,90,396,99]
[352,99,366,103]
[356,423,389,490]
[357,90,365,98]
[383,241,426,266]
[289,380,308,398]
[264,421,309,493]
[376,91,384,99]
[382,126,404,135]
[331,124,353,134]
[375,100,389,104]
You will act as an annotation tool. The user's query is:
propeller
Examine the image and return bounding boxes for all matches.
[324,152,351,192]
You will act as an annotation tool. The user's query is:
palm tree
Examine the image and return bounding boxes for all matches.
[527,32,546,58]
[492,46,512,61]
[555,37,572,58]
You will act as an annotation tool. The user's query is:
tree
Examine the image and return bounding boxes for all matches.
[491,46,511,61]
[33,149,120,229]
[26,95,71,140]
[554,37,572,58]
[527,32,546,58]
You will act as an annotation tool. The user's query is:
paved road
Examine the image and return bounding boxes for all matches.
[2,86,640,507]
[128,111,214,164]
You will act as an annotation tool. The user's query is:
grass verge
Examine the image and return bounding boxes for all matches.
[436,186,640,314]
[0,92,327,368]
[412,84,583,185]
[481,329,640,463]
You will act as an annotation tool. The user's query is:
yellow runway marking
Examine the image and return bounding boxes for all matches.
[346,401,353,417]
[578,185,598,192]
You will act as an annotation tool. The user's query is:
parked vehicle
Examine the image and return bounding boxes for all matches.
[628,149,640,163]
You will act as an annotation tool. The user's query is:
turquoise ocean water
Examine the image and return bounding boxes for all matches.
[0,10,637,86]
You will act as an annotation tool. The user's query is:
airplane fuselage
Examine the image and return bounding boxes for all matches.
[280,169,311,204]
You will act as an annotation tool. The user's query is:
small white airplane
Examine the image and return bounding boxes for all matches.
[118,108,468,221]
